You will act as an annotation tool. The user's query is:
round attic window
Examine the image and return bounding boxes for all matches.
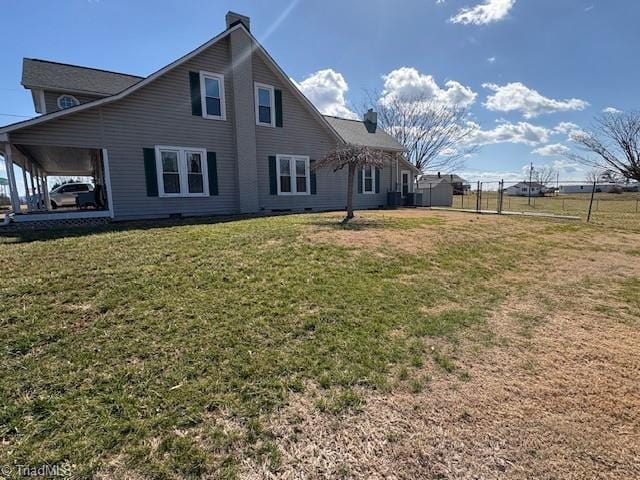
[57,95,80,109]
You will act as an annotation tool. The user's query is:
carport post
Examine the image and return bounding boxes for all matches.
[3,144,21,213]
[40,173,51,210]
[429,183,432,207]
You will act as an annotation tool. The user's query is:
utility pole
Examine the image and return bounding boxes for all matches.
[528,162,533,206]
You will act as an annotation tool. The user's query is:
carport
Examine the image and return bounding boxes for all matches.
[1,141,113,222]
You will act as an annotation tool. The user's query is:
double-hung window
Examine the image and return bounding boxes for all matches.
[363,165,376,194]
[156,146,209,197]
[277,155,310,195]
[199,71,226,120]
[255,83,275,126]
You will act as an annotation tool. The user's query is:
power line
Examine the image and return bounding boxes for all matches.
[0,113,32,118]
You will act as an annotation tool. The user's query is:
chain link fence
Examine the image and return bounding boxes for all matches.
[441,180,640,227]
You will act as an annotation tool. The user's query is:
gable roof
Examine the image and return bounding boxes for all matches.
[22,58,143,96]
[420,174,467,184]
[1,22,342,142]
[511,181,546,188]
[323,116,404,152]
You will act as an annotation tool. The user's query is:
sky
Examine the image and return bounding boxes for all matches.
[1,0,639,189]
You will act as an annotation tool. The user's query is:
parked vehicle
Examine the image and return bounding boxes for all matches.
[49,183,94,209]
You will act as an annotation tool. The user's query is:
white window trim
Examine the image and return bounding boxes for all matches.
[199,71,226,121]
[254,82,276,127]
[276,154,310,196]
[57,94,80,110]
[155,145,209,198]
[362,165,377,194]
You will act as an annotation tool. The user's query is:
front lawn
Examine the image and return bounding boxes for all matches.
[1,210,638,478]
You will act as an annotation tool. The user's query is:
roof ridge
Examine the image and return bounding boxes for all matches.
[24,58,144,79]
[323,114,364,123]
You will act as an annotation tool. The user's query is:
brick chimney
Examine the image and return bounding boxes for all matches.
[226,11,250,31]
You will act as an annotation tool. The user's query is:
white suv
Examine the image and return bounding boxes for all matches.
[49,183,94,209]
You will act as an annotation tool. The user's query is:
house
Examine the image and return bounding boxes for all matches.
[0,11,419,224]
[559,183,636,194]
[504,181,546,197]
[419,173,469,195]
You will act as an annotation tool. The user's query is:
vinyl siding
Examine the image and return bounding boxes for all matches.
[8,30,404,220]
[252,52,391,211]
[43,91,102,113]
[11,37,239,220]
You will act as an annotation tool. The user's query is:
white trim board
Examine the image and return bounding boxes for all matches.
[12,210,111,222]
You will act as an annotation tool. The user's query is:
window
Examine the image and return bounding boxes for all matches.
[277,155,310,195]
[363,165,375,194]
[254,83,275,126]
[199,72,226,120]
[57,95,79,109]
[155,146,209,197]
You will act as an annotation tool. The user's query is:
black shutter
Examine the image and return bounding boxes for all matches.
[207,152,218,196]
[189,71,202,116]
[143,148,158,197]
[375,167,381,193]
[310,160,317,194]
[269,156,277,195]
[274,89,283,127]
[357,168,363,194]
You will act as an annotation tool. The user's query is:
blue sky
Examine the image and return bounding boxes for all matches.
[1,0,639,186]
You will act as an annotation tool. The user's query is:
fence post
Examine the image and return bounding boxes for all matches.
[461,191,464,209]
[587,180,597,223]
[429,183,432,208]
[476,181,480,212]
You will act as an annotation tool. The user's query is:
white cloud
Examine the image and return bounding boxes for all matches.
[381,67,477,108]
[483,82,589,118]
[292,69,358,119]
[532,143,571,157]
[466,121,551,146]
[450,0,516,25]
[553,121,580,135]
[487,56,496,64]
[603,107,622,114]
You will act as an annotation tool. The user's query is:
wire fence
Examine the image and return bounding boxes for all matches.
[430,179,640,226]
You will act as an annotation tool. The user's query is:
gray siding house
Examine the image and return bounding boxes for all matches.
[0,12,418,224]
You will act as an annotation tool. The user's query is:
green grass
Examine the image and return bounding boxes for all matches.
[0,212,565,477]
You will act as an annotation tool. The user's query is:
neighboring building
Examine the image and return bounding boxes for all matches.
[0,12,419,224]
[504,182,546,197]
[419,173,469,195]
[559,183,637,194]
[416,178,453,207]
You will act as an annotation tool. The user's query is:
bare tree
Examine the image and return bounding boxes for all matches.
[568,111,640,182]
[585,168,601,184]
[313,143,394,221]
[365,91,478,174]
[533,166,556,186]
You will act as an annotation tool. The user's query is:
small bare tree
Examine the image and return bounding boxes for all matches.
[313,143,393,221]
[533,166,556,186]
[568,111,640,182]
[365,91,478,174]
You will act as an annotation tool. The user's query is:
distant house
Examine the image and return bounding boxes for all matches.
[504,182,546,197]
[560,182,640,194]
[419,173,469,195]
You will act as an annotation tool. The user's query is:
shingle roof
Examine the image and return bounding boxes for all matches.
[323,115,404,152]
[420,174,468,184]
[22,58,144,96]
